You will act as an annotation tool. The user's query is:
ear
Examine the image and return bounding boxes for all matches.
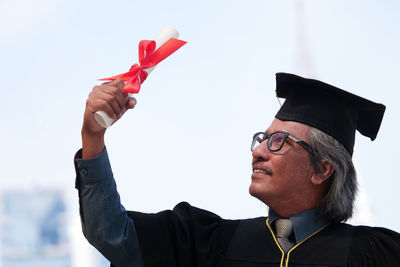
[311,159,334,185]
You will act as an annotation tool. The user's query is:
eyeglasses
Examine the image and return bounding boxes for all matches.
[251,131,313,154]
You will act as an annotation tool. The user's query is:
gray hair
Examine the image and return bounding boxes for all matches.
[308,127,357,223]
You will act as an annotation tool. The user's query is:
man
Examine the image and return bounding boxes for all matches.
[75,73,400,266]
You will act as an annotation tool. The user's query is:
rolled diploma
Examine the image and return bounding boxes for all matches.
[94,26,179,128]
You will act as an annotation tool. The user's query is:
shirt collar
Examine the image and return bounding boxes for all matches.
[268,208,329,243]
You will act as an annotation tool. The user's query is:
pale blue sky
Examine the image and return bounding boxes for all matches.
[1,0,399,266]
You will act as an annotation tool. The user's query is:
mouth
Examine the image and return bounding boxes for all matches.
[252,168,272,176]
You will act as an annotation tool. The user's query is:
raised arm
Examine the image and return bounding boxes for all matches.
[75,80,142,266]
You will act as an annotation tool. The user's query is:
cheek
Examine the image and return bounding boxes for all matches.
[274,157,313,187]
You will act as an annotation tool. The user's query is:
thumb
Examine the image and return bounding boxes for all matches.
[126,97,137,109]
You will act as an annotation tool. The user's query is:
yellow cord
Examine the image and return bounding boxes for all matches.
[265,217,331,267]
[265,218,285,267]
[285,223,331,267]
[275,91,282,107]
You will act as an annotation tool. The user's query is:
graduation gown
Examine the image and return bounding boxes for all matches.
[126,202,400,267]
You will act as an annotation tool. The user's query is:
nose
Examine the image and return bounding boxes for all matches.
[252,139,271,161]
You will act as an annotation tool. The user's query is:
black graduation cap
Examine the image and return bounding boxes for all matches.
[275,73,386,155]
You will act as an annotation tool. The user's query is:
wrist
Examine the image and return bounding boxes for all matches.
[81,129,105,159]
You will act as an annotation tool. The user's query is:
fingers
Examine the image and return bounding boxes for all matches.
[82,79,137,137]
[87,93,118,120]
[88,79,132,119]
[100,87,126,117]
[103,79,125,90]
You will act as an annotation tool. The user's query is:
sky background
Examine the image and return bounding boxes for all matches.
[1,0,399,266]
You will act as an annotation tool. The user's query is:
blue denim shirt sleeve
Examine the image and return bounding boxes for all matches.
[74,148,143,267]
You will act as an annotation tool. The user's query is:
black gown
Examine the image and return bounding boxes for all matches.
[125,202,400,267]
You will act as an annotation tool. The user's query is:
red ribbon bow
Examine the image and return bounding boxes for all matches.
[100,38,187,93]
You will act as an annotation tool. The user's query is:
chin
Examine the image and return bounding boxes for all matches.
[249,183,272,205]
[249,183,263,200]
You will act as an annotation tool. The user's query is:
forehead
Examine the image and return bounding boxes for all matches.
[267,119,311,141]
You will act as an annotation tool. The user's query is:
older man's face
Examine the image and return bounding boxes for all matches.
[250,119,315,213]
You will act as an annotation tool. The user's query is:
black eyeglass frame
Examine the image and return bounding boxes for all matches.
[251,131,313,154]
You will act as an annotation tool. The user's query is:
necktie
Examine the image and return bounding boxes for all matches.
[275,219,294,253]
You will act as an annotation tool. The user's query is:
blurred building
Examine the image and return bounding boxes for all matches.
[0,190,70,267]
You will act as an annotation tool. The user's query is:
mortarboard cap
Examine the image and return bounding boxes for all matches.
[275,73,386,155]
